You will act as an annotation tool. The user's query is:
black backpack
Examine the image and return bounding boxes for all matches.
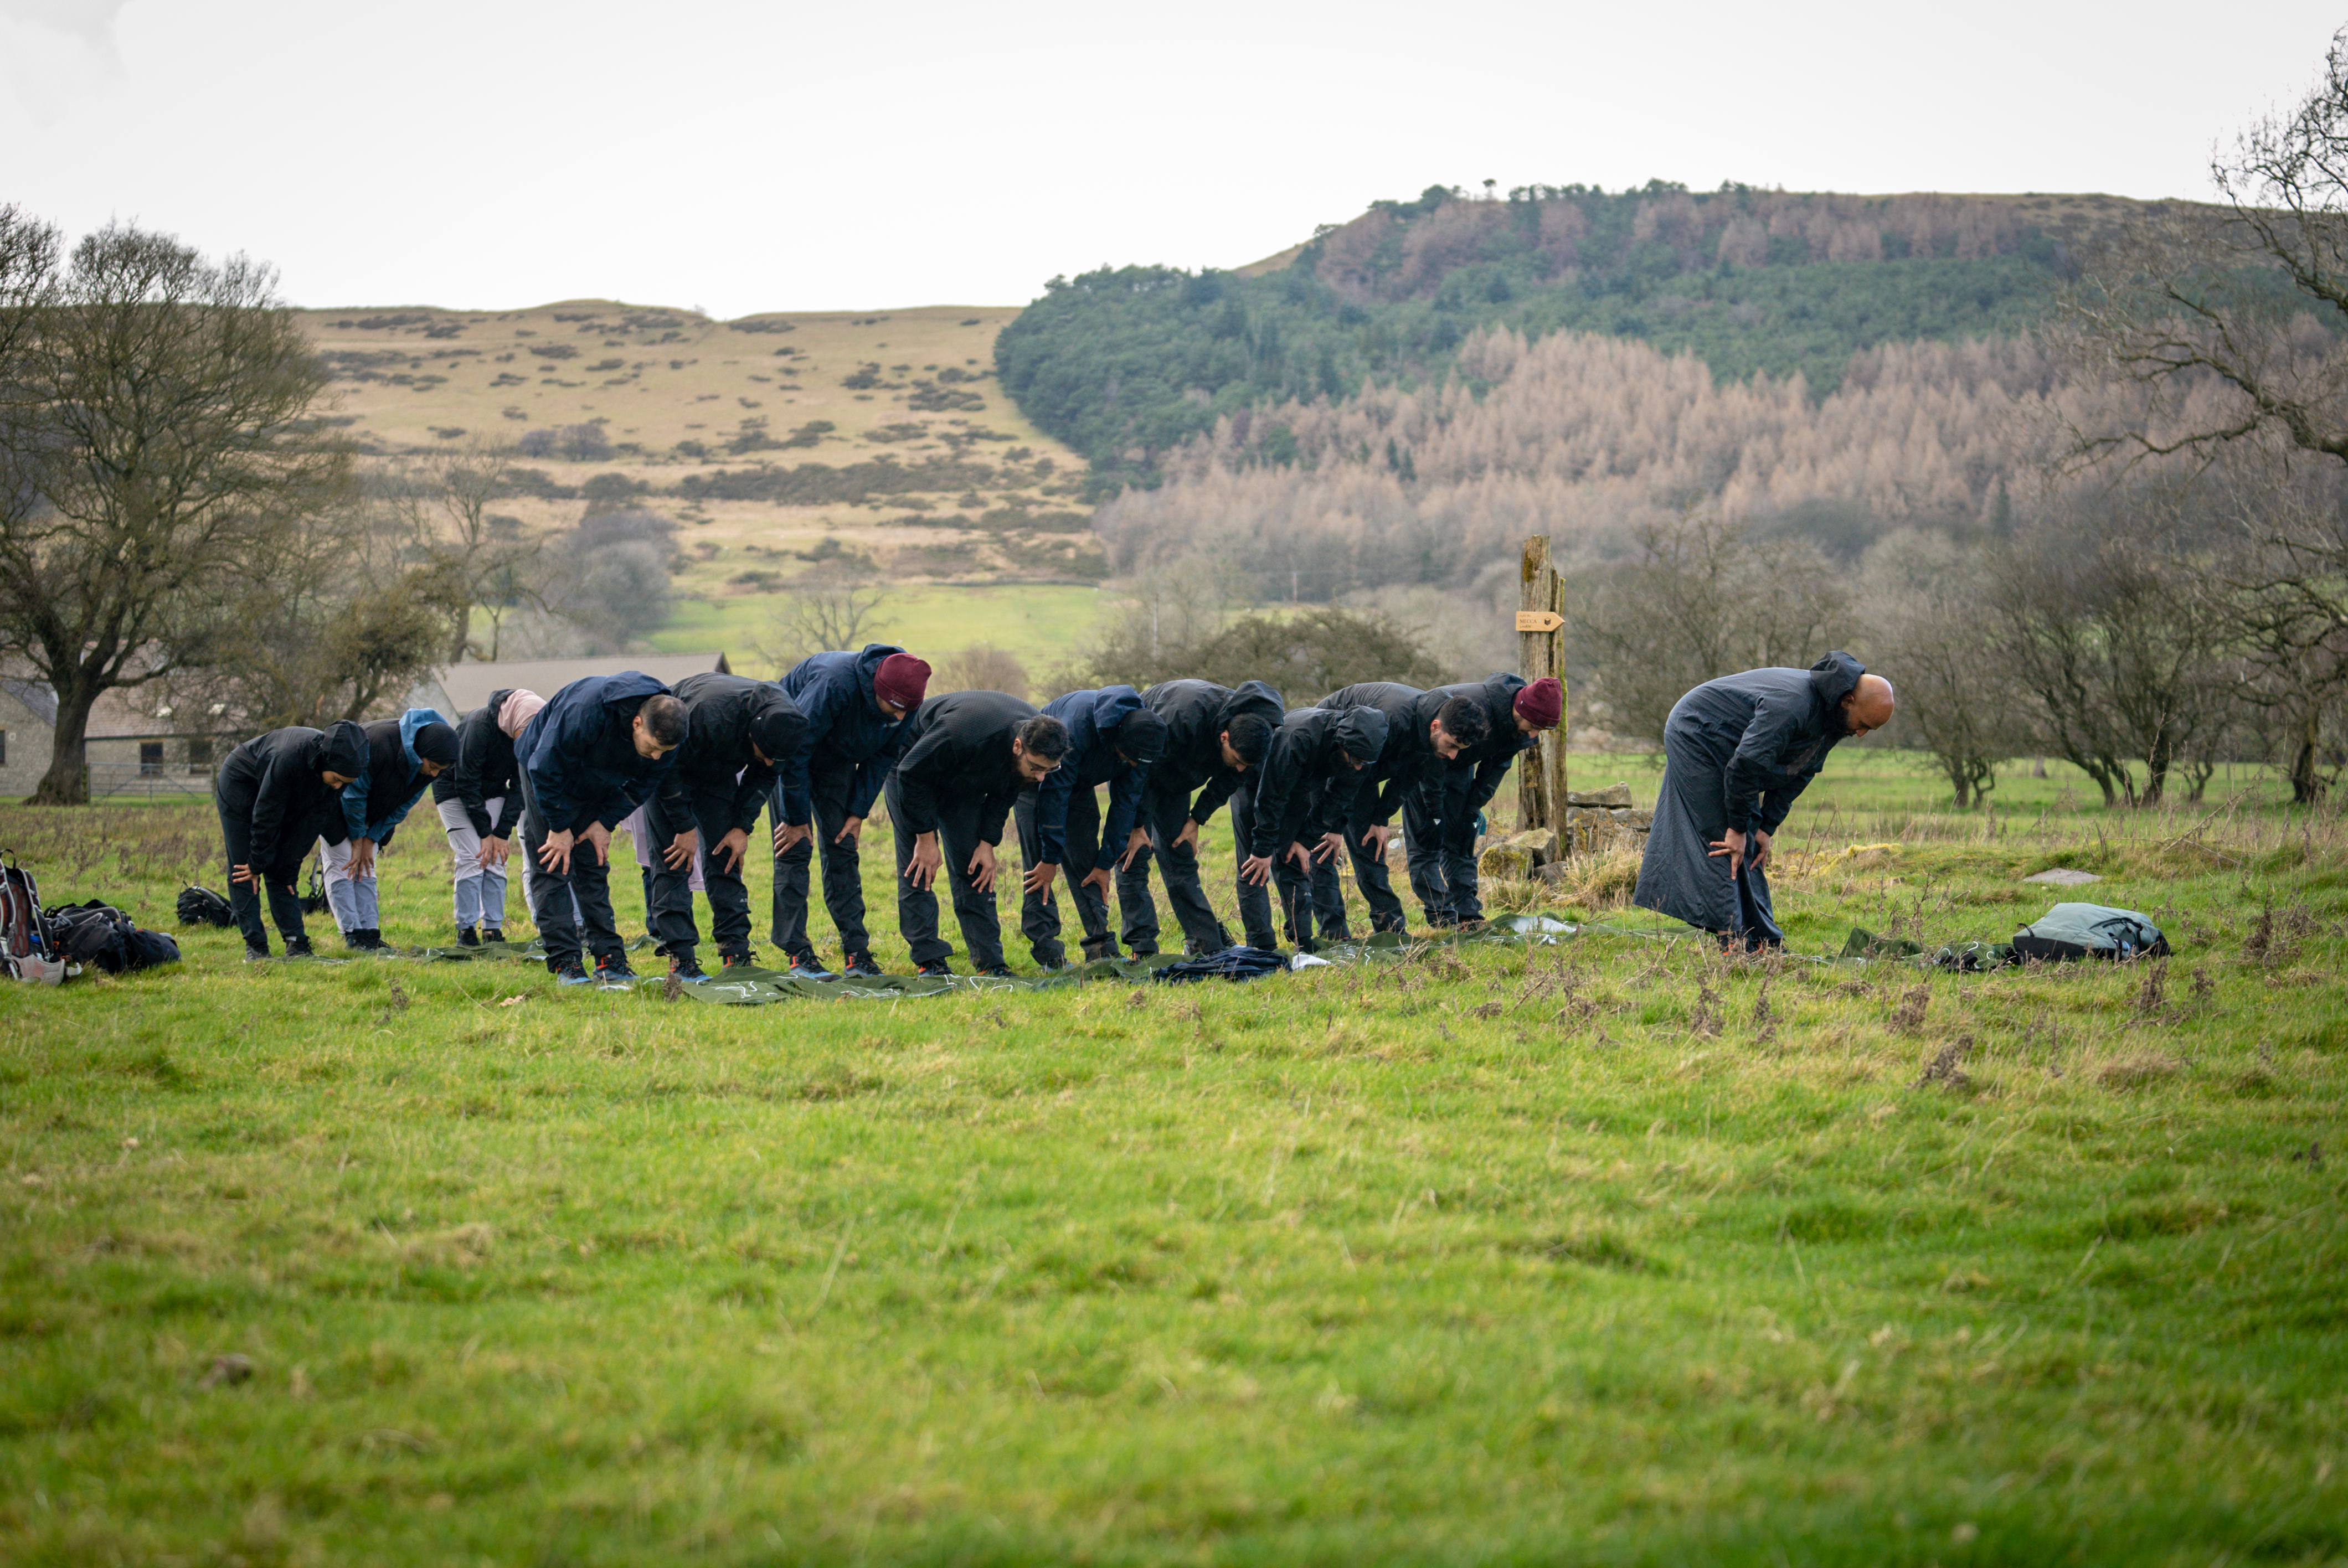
[49,901,182,974]
[178,885,235,928]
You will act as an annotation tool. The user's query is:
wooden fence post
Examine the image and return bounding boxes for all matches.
[1516,535,1566,839]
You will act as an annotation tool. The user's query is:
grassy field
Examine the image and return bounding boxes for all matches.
[2,749,2343,1564]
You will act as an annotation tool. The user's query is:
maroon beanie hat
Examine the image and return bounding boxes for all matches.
[1514,677,1563,730]
[873,653,931,710]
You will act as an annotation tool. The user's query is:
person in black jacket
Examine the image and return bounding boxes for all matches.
[1235,706,1388,952]
[1116,679,1281,956]
[1309,683,1488,938]
[1634,652,1893,950]
[430,687,538,946]
[517,672,689,984]
[1013,684,1166,968]
[769,645,929,978]
[645,673,806,979]
[1405,674,1562,927]
[213,721,368,960]
[883,692,1068,977]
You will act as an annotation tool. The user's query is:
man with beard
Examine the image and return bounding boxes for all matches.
[1236,705,1388,953]
[1404,674,1562,928]
[1115,678,1281,956]
[1307,683,1489,938]
[1013,684,1167,968]
[645,672,806,980]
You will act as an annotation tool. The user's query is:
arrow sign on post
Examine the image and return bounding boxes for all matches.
[1514,610,1563,634]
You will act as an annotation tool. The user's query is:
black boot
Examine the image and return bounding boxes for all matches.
[457,925,480,948]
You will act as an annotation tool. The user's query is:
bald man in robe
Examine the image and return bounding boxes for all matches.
[1632,651,1896,951]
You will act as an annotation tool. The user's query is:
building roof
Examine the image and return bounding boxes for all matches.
[412,652,733,718]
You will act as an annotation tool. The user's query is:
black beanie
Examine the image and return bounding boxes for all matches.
[320,720,368,778]
[414,721,460,767]
[1114,706,1168,764]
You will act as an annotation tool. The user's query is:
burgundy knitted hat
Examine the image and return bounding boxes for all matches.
[873,653,931,710]
[1513,677,1563,729]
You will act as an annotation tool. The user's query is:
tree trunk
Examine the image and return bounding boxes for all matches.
[28,677,96,806]
[2290,712,2321,804]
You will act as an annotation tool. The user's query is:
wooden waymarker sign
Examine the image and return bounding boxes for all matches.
[1514,610,1563,634]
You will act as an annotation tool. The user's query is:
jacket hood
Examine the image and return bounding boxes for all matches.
[398,707,454,771]
[600,670,673,706]
[315,720,368,778]
[852,643,909,705]
[750,688,810,760]
[1214,679,1285,729]
[1808,651,1864,714]
[1334,706,1389,762]
[1079,684,1146,736]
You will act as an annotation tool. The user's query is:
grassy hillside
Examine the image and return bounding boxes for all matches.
[302,301,1109,670]
[995,186,2195,493]
[3,764,2342,1562]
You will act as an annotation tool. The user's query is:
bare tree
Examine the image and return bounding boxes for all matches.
[0,220,348,803]
[386,435,544,662]
[1564,508,1853,747]
[931,644,1031,702]
[1861,529,2031,807]
[750,571,893,673]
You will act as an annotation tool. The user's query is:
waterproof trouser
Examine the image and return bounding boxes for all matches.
[436,797,509,931]
[517,767,625,972]
[1224,778,1277,950]
[1114,781,1231,957]
[1015,782,1116,967]
[320,835,379,935]
[643,783,753,966]
[885,773,1006,972]
[770,755,872,962]
[1309,802,1408,937]
[1403,780,1480,926]
[214,783,311,953]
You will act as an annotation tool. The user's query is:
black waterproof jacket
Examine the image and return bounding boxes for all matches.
[660,673,807,837]
[518,671,680,834]
[890,690,1042,847]
[776,644,918,826]
[1319,682,1450,826]
[431,690,522,840]
[215,721,368,874]
[1031,685,1151,870]
[1245,706,1388,858]
[1668,651,1865,834]
[1142,678,1285,826]
[1424,673,1535,844]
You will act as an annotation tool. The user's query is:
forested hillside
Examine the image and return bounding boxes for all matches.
[995,184,2162,493]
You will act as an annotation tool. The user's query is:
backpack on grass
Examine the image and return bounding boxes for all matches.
[2013,902,2170,963]
[177,885,235,927]
[48,901,182,975]
[2,849,65,984]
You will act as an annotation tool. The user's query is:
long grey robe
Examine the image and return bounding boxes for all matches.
[1633,652,1866,946]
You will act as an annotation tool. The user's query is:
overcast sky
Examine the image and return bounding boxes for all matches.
[1,0,2339,316]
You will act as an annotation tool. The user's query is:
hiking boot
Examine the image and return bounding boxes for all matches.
[841,951,883,978]
[594,955,637,987]
[976,963,1016,979]
[914,958,954,978]
[722,951,758,972]
[342,930,367,951]
[668,952,707,982]
[481,928,507,943]
[552,955,591,985]
[456,926,480,948]
[788,952,837,979]
[284,935,314,958]
[244,944,271,963]
[354,928,388,952]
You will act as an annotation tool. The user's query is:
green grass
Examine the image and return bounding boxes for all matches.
[651,582,1111,680]
[2,754,2344,1565]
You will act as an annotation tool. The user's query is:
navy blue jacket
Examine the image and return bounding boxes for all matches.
[774,644,918,826]
[1669,651,1865,834]
[1030,685,1152,871]
[1141,678,1284,827]
[518,671,679,834]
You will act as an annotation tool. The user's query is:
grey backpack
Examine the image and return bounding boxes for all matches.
[2013,902,2169,963]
